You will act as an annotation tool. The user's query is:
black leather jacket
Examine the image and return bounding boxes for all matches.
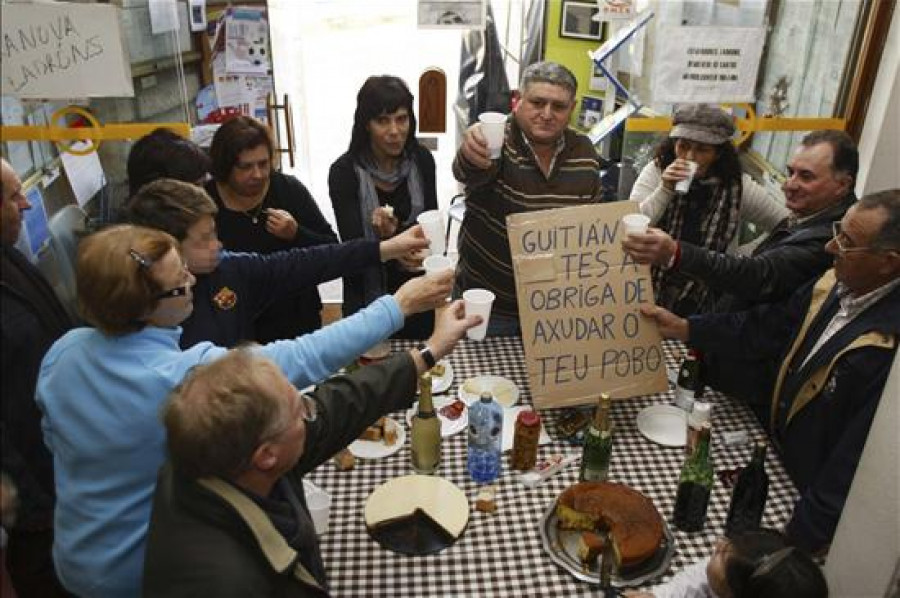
[677,194,856,312]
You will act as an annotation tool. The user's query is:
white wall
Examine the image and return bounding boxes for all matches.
[856,5,900,195]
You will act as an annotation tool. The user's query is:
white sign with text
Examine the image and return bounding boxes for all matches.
[652,26,765,103]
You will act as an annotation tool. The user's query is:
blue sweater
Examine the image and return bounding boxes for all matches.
[36,296,403,598]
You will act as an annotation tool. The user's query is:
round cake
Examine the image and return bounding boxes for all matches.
[556,481,663,567]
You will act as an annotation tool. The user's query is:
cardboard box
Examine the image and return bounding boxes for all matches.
[508,201,667,409]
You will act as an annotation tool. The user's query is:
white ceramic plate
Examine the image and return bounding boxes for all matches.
[636,404,687,447]
[405,396,468,438]
[349,417,406,459]
[458,375,520,407]
[417,360,454,395]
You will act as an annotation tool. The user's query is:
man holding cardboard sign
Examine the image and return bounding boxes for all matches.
[453,61,602,335]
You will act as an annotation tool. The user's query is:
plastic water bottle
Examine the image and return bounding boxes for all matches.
[467,391,503,483]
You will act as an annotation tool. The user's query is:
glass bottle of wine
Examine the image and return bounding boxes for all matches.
[580,393,614,482]
[410,372,441,474]
[673,422,713,532]
[724,441,769,537]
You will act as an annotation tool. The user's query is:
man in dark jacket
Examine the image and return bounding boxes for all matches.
[625,130,858,402]
[642,189,900,554]
[143,302,480,596]
[0,158,72,595]
[126,179,429,348]
[624,130,858,313]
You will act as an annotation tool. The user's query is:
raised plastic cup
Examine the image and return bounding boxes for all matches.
[304,480,332,536]
[622,213,651,236]
[463,288,495,341]
[674,160,698,194]
[416,210,446,256]
[423,254,454,275]
[478,112,507,159]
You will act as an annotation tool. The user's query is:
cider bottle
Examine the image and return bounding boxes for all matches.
[410,373,441,474]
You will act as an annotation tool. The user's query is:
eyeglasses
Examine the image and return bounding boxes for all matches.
[155,284,191,300]
[831,221,874,255]
[261,391,317,443]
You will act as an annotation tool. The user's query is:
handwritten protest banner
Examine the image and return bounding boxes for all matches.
[2,2,133,99]
[508,201,667,409]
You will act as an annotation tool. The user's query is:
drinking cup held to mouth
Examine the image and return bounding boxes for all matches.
[478,112,507,159]
[303,481,332,536]
[622,213,651,236]
[463,288,495,341]
[416,210,446,256]
[674,160,698,194]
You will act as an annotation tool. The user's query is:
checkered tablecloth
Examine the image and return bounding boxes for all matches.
[306,337,799,597]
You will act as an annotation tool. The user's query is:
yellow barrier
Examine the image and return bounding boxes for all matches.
[1,105,190,155]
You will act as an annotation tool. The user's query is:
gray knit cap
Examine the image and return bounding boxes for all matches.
[670,104,736,145]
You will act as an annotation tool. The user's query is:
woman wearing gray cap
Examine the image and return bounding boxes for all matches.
[628,104,788,316]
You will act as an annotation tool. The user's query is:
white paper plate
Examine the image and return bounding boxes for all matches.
[458,375,519,407]
[349,417,406,459]
[417,361,454,395]
[636,405,687,447]
[405,396,468,437]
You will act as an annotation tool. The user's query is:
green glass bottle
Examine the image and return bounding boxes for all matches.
[579,393,614,482]
[673,423,714,532]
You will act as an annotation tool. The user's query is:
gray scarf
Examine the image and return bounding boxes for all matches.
[353,150,425,304]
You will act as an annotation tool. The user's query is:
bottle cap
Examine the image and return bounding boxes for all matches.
[517,410,540,427]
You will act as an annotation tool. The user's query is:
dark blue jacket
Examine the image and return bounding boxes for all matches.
[180,239,379,349]
[689,270,900,553]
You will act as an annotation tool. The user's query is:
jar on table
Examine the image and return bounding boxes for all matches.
[511,410,541,471]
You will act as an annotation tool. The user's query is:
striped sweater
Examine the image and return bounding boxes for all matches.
[453,119,601,318]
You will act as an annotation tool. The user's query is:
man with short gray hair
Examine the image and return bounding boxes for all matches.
[453,60,601,336]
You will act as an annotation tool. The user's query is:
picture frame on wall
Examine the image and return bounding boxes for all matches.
[560,1,603,41]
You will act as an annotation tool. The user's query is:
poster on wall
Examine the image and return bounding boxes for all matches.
[508,202,667,409]
[224,6,270,75]
[651,26,765,103]
[596,0,636,21]
[418,0,486,29]
[1,2,134,99]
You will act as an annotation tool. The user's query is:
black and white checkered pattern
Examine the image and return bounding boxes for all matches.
[306,338,799,596]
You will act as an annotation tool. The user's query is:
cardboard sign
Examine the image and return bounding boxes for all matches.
[651,26,765,103]
[508,202,667,409]
[1,2,134,99]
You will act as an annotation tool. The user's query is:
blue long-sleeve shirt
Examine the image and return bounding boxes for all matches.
[36,295,403,598]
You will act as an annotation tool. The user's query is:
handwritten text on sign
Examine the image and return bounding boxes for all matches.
[508,202,667,409]
[1,3,133,99]
[651,26,764,104]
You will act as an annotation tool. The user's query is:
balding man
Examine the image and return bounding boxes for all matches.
[1,158,72,595]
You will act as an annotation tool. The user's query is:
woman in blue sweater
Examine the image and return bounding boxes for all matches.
[36,225,450,597]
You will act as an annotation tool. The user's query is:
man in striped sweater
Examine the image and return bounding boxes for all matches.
[453,61,602,335]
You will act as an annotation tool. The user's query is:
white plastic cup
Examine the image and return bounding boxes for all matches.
[463,288,495,341]
[674,160,698,194]
[423,254,454,275]
[303,480,332,536]
[478,112,507,159]
[416,210,446,256]
[622,213,651,236]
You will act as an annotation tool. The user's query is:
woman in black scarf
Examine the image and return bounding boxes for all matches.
[329,75,438,338]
